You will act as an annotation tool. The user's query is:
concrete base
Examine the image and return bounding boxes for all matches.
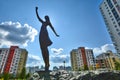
[36,70,50,80]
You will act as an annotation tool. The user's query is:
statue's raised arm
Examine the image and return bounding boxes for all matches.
[35,7,44,23]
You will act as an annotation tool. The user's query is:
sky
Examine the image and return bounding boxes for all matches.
[0,0,116,70]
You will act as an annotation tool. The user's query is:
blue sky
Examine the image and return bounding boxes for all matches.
[0,0,116,69]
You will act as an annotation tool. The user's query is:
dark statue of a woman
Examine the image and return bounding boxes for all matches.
[35,7,59,71]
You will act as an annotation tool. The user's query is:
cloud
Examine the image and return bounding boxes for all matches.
[26,54,43,67]
[93,48,103,56]
[50,48,69,63]
[101,44,115,52]
[93,44,116,56]
[0,21,38,47]
[50,55,69,63]
[51,48,63,55]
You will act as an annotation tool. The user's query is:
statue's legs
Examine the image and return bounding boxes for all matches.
[41,46,50,71]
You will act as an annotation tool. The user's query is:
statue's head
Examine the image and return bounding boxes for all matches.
[45,15,50,22]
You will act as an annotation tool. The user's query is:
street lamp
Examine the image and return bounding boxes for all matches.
[63,61,65,70]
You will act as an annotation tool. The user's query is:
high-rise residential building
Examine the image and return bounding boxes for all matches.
[100,0,120,55]
[77,47,87,70]
[17,49,28,75]
[85,49,95,69]
[0,48,9,74]
[0,46,28,76]
[96,50,120,70]
[70,47,95,71]
[70,49,78,71]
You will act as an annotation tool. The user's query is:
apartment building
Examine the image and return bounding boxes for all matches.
[100,0,120,55]
[96,50,120,70]
[70,49,78,71]
[70,47,95,71]
[0,46,28,76]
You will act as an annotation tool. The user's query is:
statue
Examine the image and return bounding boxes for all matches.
[35,7,59,71]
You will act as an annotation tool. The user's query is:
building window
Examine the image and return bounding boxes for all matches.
[118,22,120,26]
[116,28,119,31]
[114,25,117,28]
[113,21,115,24]
[118,32,120,36]
[106,7,108,9]
[104,2,106,4]
[112,57,115,62]
[110,15,112,18]
[10,70,12,72]
[107,0,113,9]
[116,5,120,13]
[111,18,114,21]
[113,0,117,4]
[112,8,120,21]
[109,12,111,15]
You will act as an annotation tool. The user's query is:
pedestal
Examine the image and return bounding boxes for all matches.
[36,70,50,80]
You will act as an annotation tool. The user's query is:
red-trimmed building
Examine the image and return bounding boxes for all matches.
[78,47,88,68]
[0,46,28,76]
[4,46,18,73]
[70,47,95,71]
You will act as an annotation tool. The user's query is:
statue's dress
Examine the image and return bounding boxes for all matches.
[39,22,52,47]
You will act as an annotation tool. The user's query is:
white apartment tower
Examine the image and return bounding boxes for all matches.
[85,49,95,69]
[100,0,120,55]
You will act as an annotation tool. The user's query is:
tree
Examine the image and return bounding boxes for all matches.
[19,67,26,79]
[78,67,81,71]
[89,65,93,70]
[115,61,120,70]
[26,73,31,79]
[84,64,88,70]
[3,73,10,80]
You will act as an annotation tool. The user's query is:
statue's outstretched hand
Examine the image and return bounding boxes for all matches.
[56,34,60,37]
[36,7,38,10]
